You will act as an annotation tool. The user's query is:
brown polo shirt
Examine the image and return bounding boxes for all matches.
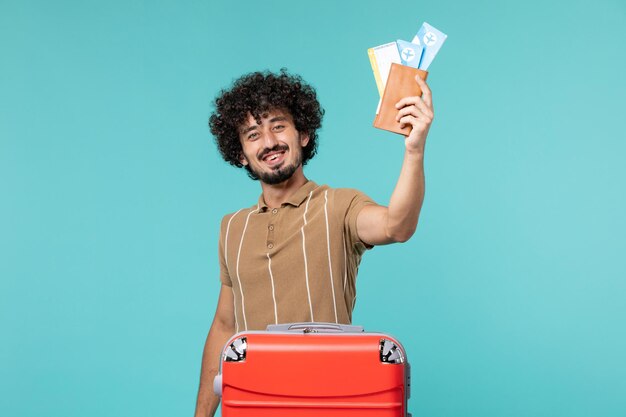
[218,180,376,331]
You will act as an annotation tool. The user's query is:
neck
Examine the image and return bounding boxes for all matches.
[260,167,308,209]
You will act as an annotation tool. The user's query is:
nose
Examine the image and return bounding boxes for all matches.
[262,129,279,148]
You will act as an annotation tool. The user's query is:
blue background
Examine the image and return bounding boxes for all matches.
[1,0,625,416]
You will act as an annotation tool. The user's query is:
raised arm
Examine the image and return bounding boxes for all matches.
[194,285,236,417]
[357,75,434,245]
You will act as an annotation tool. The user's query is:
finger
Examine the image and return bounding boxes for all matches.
[422,87,433,109]
[414,74,431,93]
[395,96,422,109]
[410,98,433,118]
[395,102,433,121]
[415,75,433,108]
[399,114,430,129]
[395,95,433,114]
[398,114,416,129]
[400,111,432,128]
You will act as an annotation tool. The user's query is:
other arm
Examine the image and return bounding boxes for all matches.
[194,285,236,417]
[357,75,434,245]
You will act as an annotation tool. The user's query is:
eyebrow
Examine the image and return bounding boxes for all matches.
[240,116,289,135]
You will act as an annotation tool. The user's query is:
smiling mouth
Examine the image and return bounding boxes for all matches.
[261,150,287,167]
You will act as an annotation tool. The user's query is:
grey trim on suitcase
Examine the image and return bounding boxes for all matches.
[266,322,364,333]
[213,374,222,396]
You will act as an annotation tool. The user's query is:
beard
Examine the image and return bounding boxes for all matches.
[246,146,303,185]
[255,161,300,185]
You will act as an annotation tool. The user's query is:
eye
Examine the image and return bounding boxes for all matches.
[273,124,286,131]
[247,132,259,140]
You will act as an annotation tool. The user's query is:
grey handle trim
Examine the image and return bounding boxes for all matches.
[266,322,364,333]
[213,374,222,397]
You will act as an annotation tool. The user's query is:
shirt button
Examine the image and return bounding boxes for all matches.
[272,208,278,214]
[268,225,274,231]
[267,243,274,249]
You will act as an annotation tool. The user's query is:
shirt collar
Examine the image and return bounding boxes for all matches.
[257,180,319,211]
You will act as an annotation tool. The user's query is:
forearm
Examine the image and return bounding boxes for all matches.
[194,322,235,417]
[385,149,425,242]
[358,74,433,246]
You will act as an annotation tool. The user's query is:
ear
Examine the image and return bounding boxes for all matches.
[239,153,249,166]
[300,132,310,147]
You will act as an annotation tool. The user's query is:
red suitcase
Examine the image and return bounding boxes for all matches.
[213,322,411,416]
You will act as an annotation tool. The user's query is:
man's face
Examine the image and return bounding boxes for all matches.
[238,109,309,185]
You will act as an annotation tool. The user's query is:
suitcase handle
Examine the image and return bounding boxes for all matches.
[266,322,364,333]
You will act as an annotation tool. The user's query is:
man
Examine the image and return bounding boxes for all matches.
[194,69,434,417]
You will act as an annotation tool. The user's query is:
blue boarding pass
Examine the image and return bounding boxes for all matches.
[411,22,447,70]
[396,39,424,68]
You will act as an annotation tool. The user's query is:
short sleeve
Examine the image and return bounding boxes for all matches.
[338,188,377,254]
[218,215,233,287]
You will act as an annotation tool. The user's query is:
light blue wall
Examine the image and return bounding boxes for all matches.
[1,1,625,416]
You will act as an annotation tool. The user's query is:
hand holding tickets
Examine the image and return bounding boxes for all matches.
[368,21,447,136]
[373,64,428,136]
[395,70,434,154]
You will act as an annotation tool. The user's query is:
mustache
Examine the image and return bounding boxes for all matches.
[258,145,289,160]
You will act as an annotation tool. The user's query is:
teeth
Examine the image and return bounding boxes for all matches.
[264,152,283,162]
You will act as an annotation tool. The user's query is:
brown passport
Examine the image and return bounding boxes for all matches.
[373,63,428,136]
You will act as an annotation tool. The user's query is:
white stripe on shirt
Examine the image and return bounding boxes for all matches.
[324,190,338,323]
[342,232,348,292]
[301,191,314,322]
[235,205,259,331]
[266,253,278,325]
[225,209,243,333]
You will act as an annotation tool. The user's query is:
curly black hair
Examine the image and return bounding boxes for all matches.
[209,69,324,179]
